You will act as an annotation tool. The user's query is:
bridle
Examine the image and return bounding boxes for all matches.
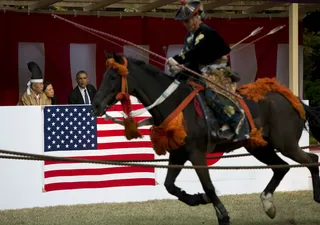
[105,56,143,140]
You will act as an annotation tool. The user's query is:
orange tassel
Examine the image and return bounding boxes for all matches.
[123,117,142,140]
[248,128,267,149]
[149,112,187,156]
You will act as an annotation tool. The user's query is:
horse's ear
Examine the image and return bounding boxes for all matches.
[112,52,124,63]
[104,51,112,59]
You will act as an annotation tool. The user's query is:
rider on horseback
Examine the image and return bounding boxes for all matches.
[167,0,244,142]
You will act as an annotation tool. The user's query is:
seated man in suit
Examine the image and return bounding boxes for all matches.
[68,70,97,105]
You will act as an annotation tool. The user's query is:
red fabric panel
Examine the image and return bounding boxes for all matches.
[44,43,72,104]
[1,11,298,106]
[1,12,19,105]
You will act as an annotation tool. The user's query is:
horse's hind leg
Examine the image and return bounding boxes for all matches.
[164,149,209,206]
[280,144,320,203]
[189,150,230,225]
[246,145,290,219]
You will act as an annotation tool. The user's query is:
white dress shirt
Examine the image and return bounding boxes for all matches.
[78,86,91,104]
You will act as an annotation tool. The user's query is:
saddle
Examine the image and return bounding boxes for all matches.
[190,85,255,153]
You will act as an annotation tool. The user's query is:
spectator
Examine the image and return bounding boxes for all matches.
[18,62,51,106]
[68,70,97,104]
[43,81,57,105]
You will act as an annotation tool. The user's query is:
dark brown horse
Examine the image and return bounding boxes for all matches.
[92,52,320,225]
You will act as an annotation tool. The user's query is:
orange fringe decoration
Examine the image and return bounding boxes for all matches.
[123,117,142,140]
[149,112,187,156]
[237,78,305,120]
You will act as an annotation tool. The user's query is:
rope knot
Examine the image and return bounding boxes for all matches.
[106,58,128,76]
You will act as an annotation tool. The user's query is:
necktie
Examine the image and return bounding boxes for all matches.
[84,89,89,104]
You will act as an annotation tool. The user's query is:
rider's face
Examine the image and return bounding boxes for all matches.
[183,16,196,32]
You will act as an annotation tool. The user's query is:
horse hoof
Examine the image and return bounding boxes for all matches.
[218,217,230,225]
[313,195,320,204]
[260,192,276,219]
[265,204,276,219]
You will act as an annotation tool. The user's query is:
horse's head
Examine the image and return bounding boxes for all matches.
[92,52,132,117]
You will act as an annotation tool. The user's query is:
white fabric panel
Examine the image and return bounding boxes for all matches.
[18,42,45,98]
[229,43,258,87]
[165,44,184,74]
[70,44,97,89]
[123,45,149,64]
[276,44,304,97]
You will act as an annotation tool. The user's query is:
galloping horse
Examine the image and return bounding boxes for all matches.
[92,52,320,225]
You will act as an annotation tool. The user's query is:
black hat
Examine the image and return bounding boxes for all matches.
[26,61,44,94]
[174,0,202,21]
[28,62,43,82]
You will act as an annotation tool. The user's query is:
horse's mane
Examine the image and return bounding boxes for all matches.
[126,55,175,82]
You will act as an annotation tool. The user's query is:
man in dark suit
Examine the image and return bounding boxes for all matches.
[68,70,97,105]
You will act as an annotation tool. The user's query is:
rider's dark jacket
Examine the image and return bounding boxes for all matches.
[172,23,231,80]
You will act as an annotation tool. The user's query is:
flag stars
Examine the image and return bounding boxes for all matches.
[45,106,97,152]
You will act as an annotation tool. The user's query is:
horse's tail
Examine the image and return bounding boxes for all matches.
[301,102,320,142]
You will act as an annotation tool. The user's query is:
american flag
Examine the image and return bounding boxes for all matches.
[43,102,156,192]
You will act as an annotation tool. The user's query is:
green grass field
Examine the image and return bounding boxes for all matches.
[0,191,319,225]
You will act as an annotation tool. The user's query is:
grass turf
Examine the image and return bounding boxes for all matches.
[0,191,319,225]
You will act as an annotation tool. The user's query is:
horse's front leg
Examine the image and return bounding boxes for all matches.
[189,150,230,225]
[164,149,209,206]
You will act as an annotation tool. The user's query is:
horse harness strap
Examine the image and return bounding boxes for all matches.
[161,81,205,127]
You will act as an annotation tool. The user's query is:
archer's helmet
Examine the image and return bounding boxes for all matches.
[174,0,203,21]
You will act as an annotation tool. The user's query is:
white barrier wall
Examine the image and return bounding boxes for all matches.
[0,100,311,210]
